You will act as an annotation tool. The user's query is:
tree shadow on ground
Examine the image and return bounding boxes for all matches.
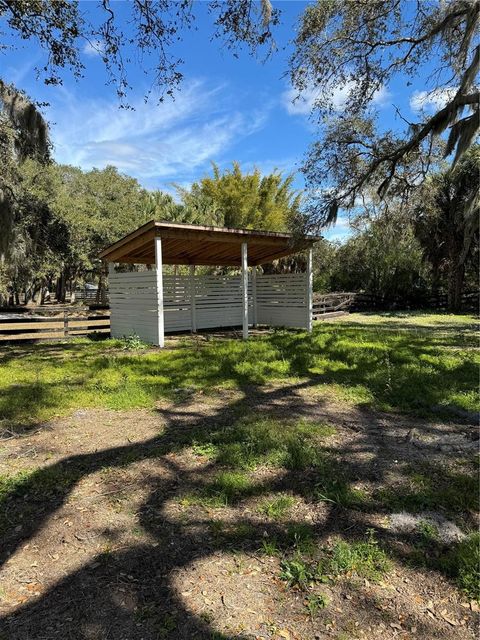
[0,376,477,639]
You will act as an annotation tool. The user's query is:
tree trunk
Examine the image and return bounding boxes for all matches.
[96,262,108,305]
[447,262,465,312]
[56,271,66,303]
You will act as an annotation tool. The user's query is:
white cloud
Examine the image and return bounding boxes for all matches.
[83,40,105,57]
[283,81,391,116]
[409,87,457,113]
[47,80,270,185]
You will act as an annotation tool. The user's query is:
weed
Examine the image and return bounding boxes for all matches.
[320,530,391,582]
[417,520,440,545]
[305,593,329,616]
[259,495,295,519]
[191,441,218,458]
[280,556,312,589]
[376,465,479,515]
[261,538,280,556]
[287,523,316,554]
[121,334,149,350]
[438,532,480,601]
[180,471,255,508]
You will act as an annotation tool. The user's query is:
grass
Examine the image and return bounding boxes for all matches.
[0,312,478,431]
[280,530,390,591]
[320,531,391,582]
[376,462,479,515]
[0,312,478,618]
[259,495,295,519]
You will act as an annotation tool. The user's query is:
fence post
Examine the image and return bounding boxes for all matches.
[63,310,69,338]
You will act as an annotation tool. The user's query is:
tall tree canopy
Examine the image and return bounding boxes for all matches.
[413,145,479,310]
[0,81,51,294]
[177,162,302,231]
[289,0,479,226]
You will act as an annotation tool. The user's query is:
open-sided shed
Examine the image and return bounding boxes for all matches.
[99,220,319,346]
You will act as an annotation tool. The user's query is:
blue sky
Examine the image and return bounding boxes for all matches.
[1,1,446,241]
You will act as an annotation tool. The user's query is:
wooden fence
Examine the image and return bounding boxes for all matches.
[312,292,356,319]
[0,311,110,342]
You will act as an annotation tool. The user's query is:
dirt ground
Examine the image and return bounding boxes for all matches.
[0,383,478,640]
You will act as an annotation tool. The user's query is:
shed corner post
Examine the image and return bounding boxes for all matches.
[155,236,165,348]
[306,247,313,333]
[241,242,249,340]
[189,264,197,333]
[252,264,257,328]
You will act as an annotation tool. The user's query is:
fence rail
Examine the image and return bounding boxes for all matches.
[312,292,356,319]
[0,312,110,342]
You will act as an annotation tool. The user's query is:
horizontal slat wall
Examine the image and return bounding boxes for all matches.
[109,271,159,343]
[256,274,309,329]
[163,275,192,332]
[109,271,309,341]
[194,275,252,329]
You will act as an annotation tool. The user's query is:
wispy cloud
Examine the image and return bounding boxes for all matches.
[46,80,270,187]
[283,81,391,116]
[409,87,457,113]
[82,40,105,57]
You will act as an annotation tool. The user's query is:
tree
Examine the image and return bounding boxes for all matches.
[0,81,50,261]
[181,162,301,231]
[289,0,479,226]
[0,0,278,102]
[328,208,429,307]
[142,190,197,224]
[0,82,53,304]
[413,145,479,310]
[16,162,151,303]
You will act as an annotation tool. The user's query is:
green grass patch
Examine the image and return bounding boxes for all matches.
[259,494,295,519]
[0,312,477,431]
[320,530,391,582]
[179,470,256,508]
[376,463,479,515]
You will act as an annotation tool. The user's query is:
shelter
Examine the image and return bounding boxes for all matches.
[99,220,320,347]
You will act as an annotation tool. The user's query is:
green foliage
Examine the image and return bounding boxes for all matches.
[0,313,477,431]
[413,145,480,311]
[328,208,430,306]
[280,556,313,589]
[178,162,301,232]
[320,531,391,582]
[120,334,150,351]
[376,465,479,516]
[259,495,295,520]
[434,533,480,602]
[180,471,255,508]
[292,1,478,224]
[304,593,329,615]
[261,538,280,556]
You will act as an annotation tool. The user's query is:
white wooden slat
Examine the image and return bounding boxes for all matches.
[109,270,309,335]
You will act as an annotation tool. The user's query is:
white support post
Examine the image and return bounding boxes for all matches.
[189,264,197,333]
[155,236,165,347]
[252,265,257,327]
[241,242,249,340]
[306,247,313,333]
[108,262,115,278]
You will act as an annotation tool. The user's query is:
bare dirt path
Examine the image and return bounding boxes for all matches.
[0,384,478,639]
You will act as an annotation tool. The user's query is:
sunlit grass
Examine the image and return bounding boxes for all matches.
[0,312,478,431]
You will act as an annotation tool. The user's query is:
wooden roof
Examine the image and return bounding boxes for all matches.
[99,220,320,266]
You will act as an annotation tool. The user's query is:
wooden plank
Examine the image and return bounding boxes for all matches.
[0,321,65,331]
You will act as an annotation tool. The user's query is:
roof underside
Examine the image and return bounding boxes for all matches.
[99,221,319,266]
